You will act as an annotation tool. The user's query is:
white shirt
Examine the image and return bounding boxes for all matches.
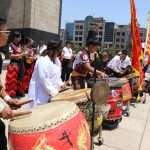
[28,56,63,108]
[62,46,73,59]
[107,55,131,73]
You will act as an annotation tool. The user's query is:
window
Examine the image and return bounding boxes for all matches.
[79,31,83,35]
[79,37,82,41]
[75,31,79,35]
[121,39,125,42]
[116,44,119,48]
[99,38,102,42]
[80,25,83,29]
[99,32,102,35]
[121,45,124,49]
[116,38,120,42]
[75,37,78,41]
[75,25,79,29]
[117,32,120,36]
[122,32,125,36]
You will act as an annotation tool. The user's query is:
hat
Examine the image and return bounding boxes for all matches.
[86,38,100,46]
[47,40,62,51]
[86,30,100,46]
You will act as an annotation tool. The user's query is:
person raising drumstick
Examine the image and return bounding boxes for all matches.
[0,17,32,150]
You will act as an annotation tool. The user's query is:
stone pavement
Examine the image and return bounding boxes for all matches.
[2,60,150,150]
[94,95,150,150]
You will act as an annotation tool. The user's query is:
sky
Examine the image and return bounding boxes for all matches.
[61,0,150,28]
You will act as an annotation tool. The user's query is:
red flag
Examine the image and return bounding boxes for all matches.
[144,14,150,65]
[130,0,143,89]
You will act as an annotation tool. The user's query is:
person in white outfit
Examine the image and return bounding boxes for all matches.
[107,50,132,77]
[28,40,64,108]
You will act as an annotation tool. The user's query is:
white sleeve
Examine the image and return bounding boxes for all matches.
[0,100,7,112]
[107,57,120,73]
[37,60,59,97]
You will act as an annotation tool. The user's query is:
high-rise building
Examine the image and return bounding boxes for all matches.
[65,23,74,41]
[103,22,116,49]
[0,0,62,42]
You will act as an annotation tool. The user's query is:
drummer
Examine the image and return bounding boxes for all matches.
[107,50,132,77]
[0,17,31,150]
[28,40,65,108]
[71,39,107,89]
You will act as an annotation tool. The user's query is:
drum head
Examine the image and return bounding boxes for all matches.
[91,80,110,105]
[9,101,79,134]
[52,89,90,103]
[109,77,128,88]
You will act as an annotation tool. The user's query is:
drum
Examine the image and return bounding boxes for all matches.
[126,73,139,96]
[52,89,103,133]
[9,101,91,150]
[109,77,132,102]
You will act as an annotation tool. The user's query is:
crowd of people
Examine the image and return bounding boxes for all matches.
[1,19,135,110]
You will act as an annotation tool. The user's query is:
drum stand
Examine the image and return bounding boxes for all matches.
[90,101,96,150]
[90,53,104,150]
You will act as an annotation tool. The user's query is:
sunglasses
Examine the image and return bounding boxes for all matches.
[0,30,10,35]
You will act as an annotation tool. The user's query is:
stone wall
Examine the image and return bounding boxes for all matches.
[5,0,60,34]
[30,0,60,34]
[6,0,31,29]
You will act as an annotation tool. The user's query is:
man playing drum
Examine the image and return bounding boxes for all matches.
[71,39,107,89]
[28,40,65,108]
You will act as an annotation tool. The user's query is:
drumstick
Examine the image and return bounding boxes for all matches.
[59,87,70,93]
[15,99,33,106]
[12,110,32,118]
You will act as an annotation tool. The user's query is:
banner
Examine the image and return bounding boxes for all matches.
[130,0,143,89]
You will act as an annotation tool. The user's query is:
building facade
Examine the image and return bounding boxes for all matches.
[114,25,130,50]
[0,0,62,42]
[65,16,147,50]
[73,16,105,47]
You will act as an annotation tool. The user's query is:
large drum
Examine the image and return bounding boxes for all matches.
[52,89,103,133]
[109,77,132,102]
[9,101,91,150]
[125,73,139,96]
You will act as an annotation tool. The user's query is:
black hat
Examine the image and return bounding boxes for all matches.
[86,30,100,46]
[47,40,62,51]
[86,38,100,46]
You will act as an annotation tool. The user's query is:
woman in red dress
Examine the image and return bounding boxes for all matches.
[5,32,25,97]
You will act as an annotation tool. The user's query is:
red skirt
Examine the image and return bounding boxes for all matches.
[5,64,24,97]
[23,62,35,92]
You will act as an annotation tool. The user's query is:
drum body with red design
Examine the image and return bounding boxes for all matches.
[9,101,91,150]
